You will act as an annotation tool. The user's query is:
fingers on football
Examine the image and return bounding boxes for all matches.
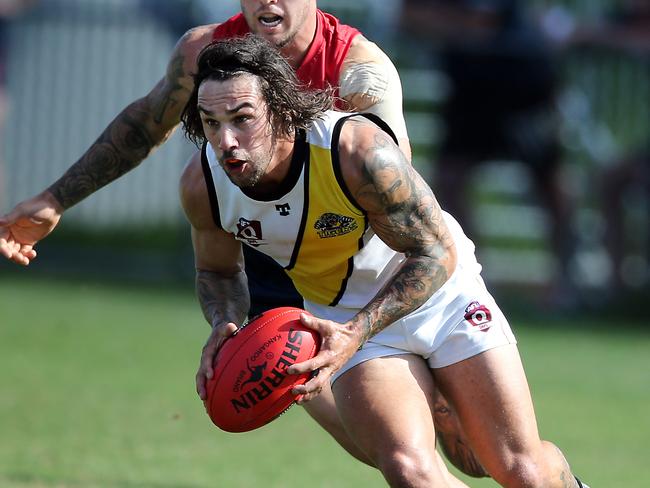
[221,322,238,337]
[203,353,216,379]
[195,370,208,400]
[197,345,217,400]
[293,373,327,403]
[197,322,238,398]
[200,339,219,380]
[299,313,323,331]
[288,352,323,375]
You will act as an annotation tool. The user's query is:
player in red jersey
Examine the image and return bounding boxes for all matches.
[1,0,482,482]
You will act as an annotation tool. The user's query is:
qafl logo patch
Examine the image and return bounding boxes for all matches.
[236,217,265,247]
[314,213,358,238]
[464,301,492,332]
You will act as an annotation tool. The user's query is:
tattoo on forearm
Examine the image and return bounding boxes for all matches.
[353,127,455,341]
[196,269,249,328]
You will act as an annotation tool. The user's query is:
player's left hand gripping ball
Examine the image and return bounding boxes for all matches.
[204,307,320,432]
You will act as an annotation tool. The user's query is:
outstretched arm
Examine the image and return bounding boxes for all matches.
[0,25,217,264]
[291,117,457,400]
[179,151,249,400]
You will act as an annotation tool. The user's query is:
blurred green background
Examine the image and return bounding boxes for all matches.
[1,0,649,486]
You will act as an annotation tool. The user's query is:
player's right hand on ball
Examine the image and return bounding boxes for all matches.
[288,313,363,403]
[196,321,238,400]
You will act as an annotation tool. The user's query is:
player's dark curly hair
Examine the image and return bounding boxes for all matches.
[181,34,334,146]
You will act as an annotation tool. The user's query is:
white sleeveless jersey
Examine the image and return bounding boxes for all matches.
[201,110,481,317]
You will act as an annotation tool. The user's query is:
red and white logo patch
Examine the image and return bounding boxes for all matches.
[464,301,492,332]
[236,217,264,247]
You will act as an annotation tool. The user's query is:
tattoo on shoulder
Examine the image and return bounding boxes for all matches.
[357,131,452,252]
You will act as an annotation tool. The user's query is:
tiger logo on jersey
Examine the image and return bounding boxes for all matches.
[314,213,359,238]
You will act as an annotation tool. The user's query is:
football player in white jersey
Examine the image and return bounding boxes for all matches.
[180,35,588,488]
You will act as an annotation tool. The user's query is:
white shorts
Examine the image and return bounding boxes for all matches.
[306,265,517,384]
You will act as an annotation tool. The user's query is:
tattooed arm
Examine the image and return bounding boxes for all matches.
[0,25,218,265]
[342,116,456,342]
[179,151,250,400]
[290,116,456,401]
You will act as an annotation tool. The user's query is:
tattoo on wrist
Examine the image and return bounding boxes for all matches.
[196,269,249,328]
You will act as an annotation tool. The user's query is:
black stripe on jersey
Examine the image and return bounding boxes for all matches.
[331,115,360,211]
[329,256,354,307]
[200,141,222,229]
[331,113,399,213]
[285,148,310,272]
[329,217,370,307]
[359,113,399,145]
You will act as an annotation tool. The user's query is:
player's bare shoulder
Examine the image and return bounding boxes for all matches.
[344,34,391,66]
[337,114,395,157]
[172,24,221,90]
[146,24,220,125]
[339,35,409,159]
[339,34,400,111]
[336,115,412,212]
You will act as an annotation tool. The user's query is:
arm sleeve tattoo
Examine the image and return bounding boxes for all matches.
[350,127,455,344]
[196,269,250,329]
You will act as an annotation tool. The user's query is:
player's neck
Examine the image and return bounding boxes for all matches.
[280,15,318,69]
[247,138,296,200]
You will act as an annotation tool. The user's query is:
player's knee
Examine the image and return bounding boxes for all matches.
[490,453,547,488]
[376,446,437,487]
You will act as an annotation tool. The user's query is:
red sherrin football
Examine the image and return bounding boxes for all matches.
[204,307,320,433]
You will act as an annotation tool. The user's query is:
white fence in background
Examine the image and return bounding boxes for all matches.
[3,0,195,228]
[2,0,648,289]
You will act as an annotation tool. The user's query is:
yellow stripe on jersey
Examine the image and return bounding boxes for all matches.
[285,144,367,305]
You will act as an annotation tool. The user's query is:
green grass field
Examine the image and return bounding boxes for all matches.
[1,276,649,487]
